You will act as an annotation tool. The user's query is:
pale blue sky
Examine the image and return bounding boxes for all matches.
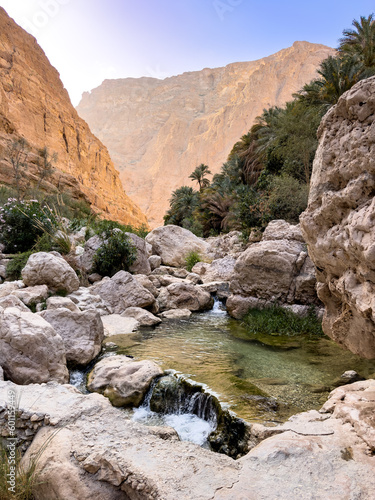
[0,0,373,105]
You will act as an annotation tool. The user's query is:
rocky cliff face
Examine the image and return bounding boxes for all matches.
[300,77,375,359]
[77,42,334,226]
[0,7,147,227]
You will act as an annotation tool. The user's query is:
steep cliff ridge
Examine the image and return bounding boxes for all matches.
[77,41,334,226]
[0,7,147,227]
[300,76,375,359]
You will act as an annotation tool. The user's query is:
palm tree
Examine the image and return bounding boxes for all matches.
[189,164,212,190]
[295,55,365,109]
[200,190,237,231]
[339,14,375,69]
[164,186,199,226]
[228,133,263,185]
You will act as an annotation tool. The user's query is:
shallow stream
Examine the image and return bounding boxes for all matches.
[99,300,375,425]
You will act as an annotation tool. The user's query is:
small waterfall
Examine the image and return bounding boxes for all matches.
[133,373,251,458]
[210,297,227,315]
[132,374,218,447]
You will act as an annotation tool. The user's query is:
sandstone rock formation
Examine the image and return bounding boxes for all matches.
[77,42,334,226]
[22,252,80,293]
[0,7,147,227]
[300,77,375,359]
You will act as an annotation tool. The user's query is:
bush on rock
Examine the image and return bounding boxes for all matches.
[93,231,136,277]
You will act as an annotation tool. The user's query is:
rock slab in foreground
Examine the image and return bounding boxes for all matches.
[300,76,375,358]
[0,380,374,499]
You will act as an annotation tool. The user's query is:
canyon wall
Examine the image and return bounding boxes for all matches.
[77,41,334,226]
[300,77,375,359]
[0,7,147,227]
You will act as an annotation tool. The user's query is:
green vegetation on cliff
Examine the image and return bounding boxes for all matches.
[164,14,375,237]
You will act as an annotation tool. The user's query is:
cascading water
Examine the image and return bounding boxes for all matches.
[132,374,218,448]
[210,297,227,315]
[69,293,375,458]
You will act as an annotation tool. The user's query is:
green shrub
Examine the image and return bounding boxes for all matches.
[89,219,148,239]
[33,233,53,252]
[0,199,56,253]
[185,251,201,272]
[242,304,323,337]
[267,175,309,224]
[93,231,137,277]
[6,252,33,280]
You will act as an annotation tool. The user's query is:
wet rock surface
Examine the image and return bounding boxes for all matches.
[87,355,163,407]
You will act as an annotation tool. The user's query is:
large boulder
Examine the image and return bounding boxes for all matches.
[39,309,104,366]
[126,232,151,275]
[158,282,214,312]
[90,271,155,314]
[11,285,48,307]
[145,225,208,267]
[133,274,159,297]
[0,281,24,298]
[22,252,79,293]
[230,239,310,303]
[192,256,236,283]
[300,77,375,358]
[262,220,305,242]
[0,308,68,384]
[227,220,319,318]
[158,309,192,320]
[87,355,163,407]
[46,296,80,312]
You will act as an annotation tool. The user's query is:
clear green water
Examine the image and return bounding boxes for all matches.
[105,305,375,424]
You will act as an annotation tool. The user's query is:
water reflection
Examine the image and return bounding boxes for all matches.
[104,306,375,423]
